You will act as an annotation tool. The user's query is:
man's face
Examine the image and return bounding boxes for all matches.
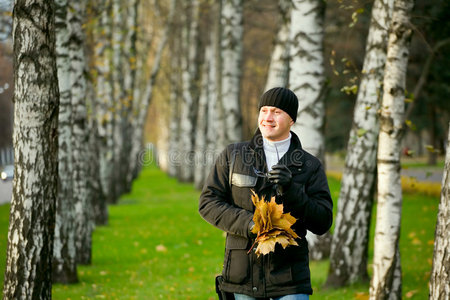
[258,106,294,142]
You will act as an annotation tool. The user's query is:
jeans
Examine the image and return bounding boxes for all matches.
[234,293,309,300]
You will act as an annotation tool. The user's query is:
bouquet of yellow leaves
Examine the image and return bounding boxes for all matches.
[249,190,299,256]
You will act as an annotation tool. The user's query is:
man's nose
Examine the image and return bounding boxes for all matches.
[264,112,274,121]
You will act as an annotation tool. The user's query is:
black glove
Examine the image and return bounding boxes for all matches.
[268,164,292,188]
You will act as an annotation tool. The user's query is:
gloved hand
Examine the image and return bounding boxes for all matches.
[267,164,292,189]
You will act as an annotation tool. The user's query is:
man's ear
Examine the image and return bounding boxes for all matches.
[290,119,294,126]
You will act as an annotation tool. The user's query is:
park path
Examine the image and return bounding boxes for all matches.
[0,180,12,205]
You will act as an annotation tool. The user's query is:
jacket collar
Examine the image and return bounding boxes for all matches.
[249,128,305,168]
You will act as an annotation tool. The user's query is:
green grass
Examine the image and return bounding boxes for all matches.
[0,165,440,299]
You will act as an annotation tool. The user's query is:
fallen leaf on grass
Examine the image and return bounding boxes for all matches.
[405,289,418,298]
[249,190,299,256]
[156,244,167,252]
[354,292,369,300]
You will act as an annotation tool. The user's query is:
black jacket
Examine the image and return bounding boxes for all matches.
[199,130,333,298]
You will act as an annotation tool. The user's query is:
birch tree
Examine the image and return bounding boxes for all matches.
[194,44,212,189]
[178,0,200,182]
[429,122,450,300]
[2,0,59,297]
[68,0,94,265]
[326,0,394,287]
[121,0,139,193]
[111,0,126,200]
[219,0,243,147]
[167,31,182,178]
[288,0,329,261]
[264,0,291,91]
[53,0,78,283]
[204,2,222,175]
[370,0,414,298]
[95,0,115,204]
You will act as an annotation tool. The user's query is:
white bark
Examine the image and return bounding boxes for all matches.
[110,0,125,200]
[53,0,78,284]
[194,44,212,189]
[220,0,243,146]
[326,0,394,288]
[3,0,58,297]
[67,0,94,265]
[264,0,291,91]
[370,0,414,298]
[429,122,450,300]
[288,0,329,261]
[289,0,326,162]
[178,0,200,182]
[122,0,139,193]
[205,11,222,175]
[95,0,115,204]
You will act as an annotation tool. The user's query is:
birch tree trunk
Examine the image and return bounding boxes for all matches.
[194,44,212,189]
[288,0,329,261]
[53,0,78,284]
[264,0,291,91]
[91,0,113,222]
[3,0,58,297]
[68,0,94,265]
[204,2,222,176]
[289,0,326,162]
[86,76,109,226]
[178,0,200,182]
[122,0,139,193]
[96,0,115,204]
[167,26,182,178]
[84,0,109,225]
[429,122,450,300]
[220,0,243,146]
[326,0,394,288]
[110,0,130,200]
[370,0,414,298]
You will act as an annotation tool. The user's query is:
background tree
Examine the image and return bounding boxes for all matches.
[326,0,394,288]
[68,0,94,265]
[53,0,78,284]
[264,0,291,91]
[178,0,201,182]
[288,0,330,261]
[429,122,450,300]
[219,0,243,147]
[370,0,414,298]
[2,0,59,297]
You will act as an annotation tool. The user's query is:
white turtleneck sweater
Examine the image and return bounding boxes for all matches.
[263,133,291,171]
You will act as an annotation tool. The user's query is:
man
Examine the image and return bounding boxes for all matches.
[199,87,333,299]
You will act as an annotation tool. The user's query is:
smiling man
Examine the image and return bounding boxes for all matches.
[199,87,333,300]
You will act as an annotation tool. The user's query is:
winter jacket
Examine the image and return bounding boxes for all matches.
[199,129,333,298]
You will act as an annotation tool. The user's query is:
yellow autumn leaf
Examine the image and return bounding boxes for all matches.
[249,190,300,257]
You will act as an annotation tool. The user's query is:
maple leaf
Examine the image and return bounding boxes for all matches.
[249,190,299,256]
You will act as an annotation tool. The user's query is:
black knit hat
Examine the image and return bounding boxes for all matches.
[258,87,299,122]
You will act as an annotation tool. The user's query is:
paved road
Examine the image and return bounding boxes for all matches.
[0,180,12,205]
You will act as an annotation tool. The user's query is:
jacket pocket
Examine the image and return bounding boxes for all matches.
[223,235,250,284]
[231,173,257,187]
[268,242,309,286]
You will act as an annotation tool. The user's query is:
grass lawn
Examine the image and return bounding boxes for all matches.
[0,165,440,299]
